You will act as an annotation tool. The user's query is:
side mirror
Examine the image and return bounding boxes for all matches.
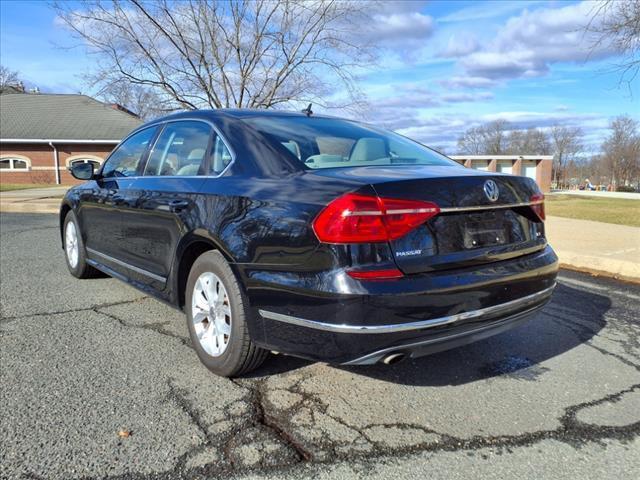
[70,162,96,180]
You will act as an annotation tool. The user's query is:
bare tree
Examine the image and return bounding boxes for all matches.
[96,80,168,120]
[550,125,583,188]
[54,0,376,111]
[482,120,510,155]
[602,115,640,188]
[0,65,21,89]
[457,120,510,155]
[587,0,640,89]
[506,127,551,155]
[457,126,486,154]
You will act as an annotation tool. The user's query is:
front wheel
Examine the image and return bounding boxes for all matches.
[185,250,268,377]
[63,211,99,279]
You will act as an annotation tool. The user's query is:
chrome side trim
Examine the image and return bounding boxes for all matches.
[86,248,166,283]
[439,200,542,213]
[259,283,555,334]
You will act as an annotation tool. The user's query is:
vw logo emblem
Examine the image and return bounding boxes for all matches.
[483,180,499,202]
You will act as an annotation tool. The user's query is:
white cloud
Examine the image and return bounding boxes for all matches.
[368,12,435,47]
[441,91,494,103]
[455,1,618,81]
[438,33,479,58]
[359,84,495,132]
[461,51,548,79]
[438,1,543,23]
[359,109,611,153]
[480,110,604,130]
[438,76,497,89]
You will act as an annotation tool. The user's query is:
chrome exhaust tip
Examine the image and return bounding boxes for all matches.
[381,352,406,365]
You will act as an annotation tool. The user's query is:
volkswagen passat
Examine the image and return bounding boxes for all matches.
[61,110,558,377]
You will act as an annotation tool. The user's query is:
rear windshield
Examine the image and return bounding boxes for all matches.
[240,115,456,169]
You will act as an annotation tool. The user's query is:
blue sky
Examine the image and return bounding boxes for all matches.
[1,0,637,152]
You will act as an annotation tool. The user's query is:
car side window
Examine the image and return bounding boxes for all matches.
[101,127,157,178]
[144,121,212,176]
[210,135,233,175]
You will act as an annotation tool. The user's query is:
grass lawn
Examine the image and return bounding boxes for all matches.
[0,183,54,192]
[546,194,640,227]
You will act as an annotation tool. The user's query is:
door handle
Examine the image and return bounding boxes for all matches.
[169,200,190,212]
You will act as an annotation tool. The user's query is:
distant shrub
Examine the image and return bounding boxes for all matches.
[616,185,637,192]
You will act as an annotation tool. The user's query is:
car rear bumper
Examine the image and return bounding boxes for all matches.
[243,245,558,364]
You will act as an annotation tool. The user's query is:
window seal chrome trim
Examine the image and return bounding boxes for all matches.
[259,283,555,334]
[97,124,160,178]
[145,117,236,179]
[99,117,237,180]
[86,248,166,283]
[439,200,542,213]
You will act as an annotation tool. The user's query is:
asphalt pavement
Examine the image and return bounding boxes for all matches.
[1,213,638,479]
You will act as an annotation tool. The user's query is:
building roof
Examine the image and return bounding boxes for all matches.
[0,93,142,143]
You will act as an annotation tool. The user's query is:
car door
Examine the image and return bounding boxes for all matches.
[118,120,230,289]
[78,126,158,267]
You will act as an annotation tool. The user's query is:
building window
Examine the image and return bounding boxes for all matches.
[471,160,490,171]
[496,160,513,174]
[0,156,31,171]
[522,160,538,180]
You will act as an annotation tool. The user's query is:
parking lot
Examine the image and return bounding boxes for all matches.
[1,212,638,479]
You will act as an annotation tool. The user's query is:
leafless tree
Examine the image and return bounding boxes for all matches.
[457,126,486,154]
[506,127,551,155]
[602,115,640,188]
[457,120,510,155]
[53,0,376,112]
[96,79,169,120]
[482,120,510,155]
[0,65,21,89]
[550,125,583,189]
[587,0,640,90]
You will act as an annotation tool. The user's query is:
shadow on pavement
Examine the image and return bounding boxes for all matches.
[247,283,611,385]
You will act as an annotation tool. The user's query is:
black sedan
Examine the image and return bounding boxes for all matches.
[61,110,558,377]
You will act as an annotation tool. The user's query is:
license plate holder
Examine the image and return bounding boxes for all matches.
[463,222,508,249]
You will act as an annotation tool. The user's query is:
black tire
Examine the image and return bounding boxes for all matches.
[185,250,268,377]
[63,211,100,279]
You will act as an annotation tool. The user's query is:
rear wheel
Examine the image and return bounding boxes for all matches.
[63,211,99,279]
[185,250,268,377]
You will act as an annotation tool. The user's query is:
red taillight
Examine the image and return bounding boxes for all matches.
[347,268,404,280]
[313,193,440,244]
[530,193,545,221]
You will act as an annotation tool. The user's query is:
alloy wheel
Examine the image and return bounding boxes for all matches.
[65,221,79,268]
[191,272,232,356]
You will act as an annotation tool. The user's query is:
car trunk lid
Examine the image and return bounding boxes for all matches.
[311,165,546,273]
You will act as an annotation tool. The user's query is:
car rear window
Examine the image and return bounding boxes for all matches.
[240,116,456,169]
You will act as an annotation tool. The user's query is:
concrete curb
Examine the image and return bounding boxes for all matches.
[559,263,640,285]
[555,249,640,284]
[0,203,60,214]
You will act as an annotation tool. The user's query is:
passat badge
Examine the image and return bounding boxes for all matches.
[483,180,499,202]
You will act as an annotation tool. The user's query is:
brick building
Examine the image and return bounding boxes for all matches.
[0,93,142,185]
[450,155,553,193]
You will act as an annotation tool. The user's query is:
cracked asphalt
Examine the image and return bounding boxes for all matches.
[1,213,639,479]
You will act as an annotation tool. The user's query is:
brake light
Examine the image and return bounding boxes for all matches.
[313,193,440,243]
[347,268,404,280]
[530,193,545,221]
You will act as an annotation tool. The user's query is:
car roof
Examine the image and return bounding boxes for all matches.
[148,108,341,124]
